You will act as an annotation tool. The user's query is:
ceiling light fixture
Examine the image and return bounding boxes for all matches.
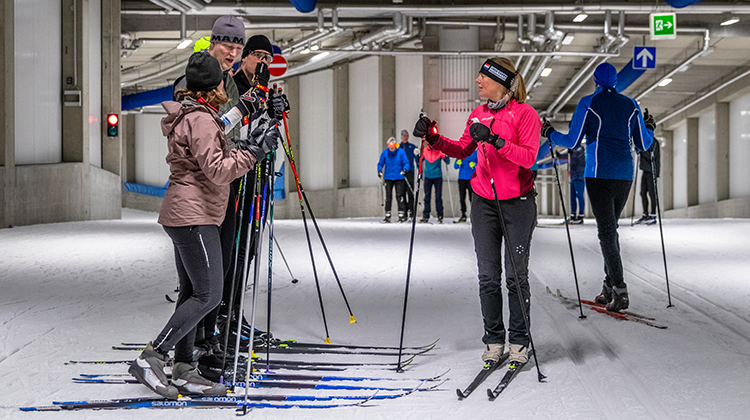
[562,33,575,45]
[176,39,192,50]
[300,47,311,54]
[310,42,320,51]
[573,12,588,23]
[720,15,740,26]
[658,78,673,87]
[541,68,553,77]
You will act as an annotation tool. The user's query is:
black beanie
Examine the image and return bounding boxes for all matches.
[242,35,274,59]
[185,52,223,92]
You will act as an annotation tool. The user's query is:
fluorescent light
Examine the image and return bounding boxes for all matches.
[562,33,575,45]
[310,44,320,51]
[541,67,552,77]
[300,47,311,54]
[176,39,192,50]
[573,13,588,23]
[658,78,673,87]
[309,52,330,62]
[721,16,740,26]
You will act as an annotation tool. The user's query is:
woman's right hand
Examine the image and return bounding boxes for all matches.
[413,116,439,145]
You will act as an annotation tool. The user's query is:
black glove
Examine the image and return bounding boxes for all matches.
[251,121,281,154]
[469,122,490,143]
[378,171,383,178]
[239,89,262,115]
[487,135,506,150]
[268,90,286,119]
[541,118,556,138]
[245,144,265,163]
[644,108,656,131]
[413,116,439,145]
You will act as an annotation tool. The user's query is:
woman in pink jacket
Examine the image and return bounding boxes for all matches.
[413,57,541,366]
[129,51,278,399]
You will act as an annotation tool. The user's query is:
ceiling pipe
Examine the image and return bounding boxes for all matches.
[121,60,188,88]
[659,67,750,123]
[175,0,205,11]
[515,15,530,72]
[280,9,343,56]
[635,29,711,101]
[155,0,191,14]
[526,11,565,95]
[545,10,623,118]
[147,0,175,13]
[519,14,540,80]
[314,50,619,57]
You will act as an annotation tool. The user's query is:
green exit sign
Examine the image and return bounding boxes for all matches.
[650,13,677,40]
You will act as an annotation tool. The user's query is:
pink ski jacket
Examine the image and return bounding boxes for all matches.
[431,99,541,201]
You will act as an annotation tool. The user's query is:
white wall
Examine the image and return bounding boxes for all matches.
[698,109,716,204]
[88,0,102,168]
[14,0,62,165]
[673,124,688,209]
[134,113,170,187]
[348,57,381,188]
[729,93,750,198]
[395,55,423,152]
[299,70,334,190]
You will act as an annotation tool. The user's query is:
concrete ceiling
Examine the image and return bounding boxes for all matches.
[119,1,750,122]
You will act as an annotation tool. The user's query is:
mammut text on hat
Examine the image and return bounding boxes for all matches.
[211,15,245,46]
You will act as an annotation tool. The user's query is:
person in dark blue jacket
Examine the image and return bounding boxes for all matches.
[400,129,420,218]
[453,150,478,222]
[542,62,654,312]
[636,138,661,225]
[568,144,586,224]
[377,137,410,223]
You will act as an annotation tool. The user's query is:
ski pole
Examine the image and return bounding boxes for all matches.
[220,174,248,384]
[278,111,333,342]
[280,102,357,326]
[264,151,277,373]
[444,159,456,219]
[481,140,546,383]
[548,139,585,319]
[630,154,640,226]
[396,134,427,373]
[650,144,673,308]
[273,236,297,284]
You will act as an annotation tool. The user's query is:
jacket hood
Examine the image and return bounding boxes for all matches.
[160,98,211,137]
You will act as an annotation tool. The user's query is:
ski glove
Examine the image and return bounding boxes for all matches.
[540,118,556,138]
[470,122,505,150]
[251,120,281,154]
[413,116,440,145]
[268,90,288,119]
[644,108,656,131]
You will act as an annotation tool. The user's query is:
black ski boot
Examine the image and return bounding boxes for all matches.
[382,212,391,223]
[128,342,180,399]
[606,284,629,312]
[455,214,467,223]
[634,214,650,225]
[594,283,612,305]
[644,215,657,225]
[418,217,429,223]
[398,212,407,223]
[437,217,444,224]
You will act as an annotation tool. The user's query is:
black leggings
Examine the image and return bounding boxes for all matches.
[156,225,224,363]
[640,171,657,215]
[585,178,632,288]
[385,179,406,213]
[471,192,536,347]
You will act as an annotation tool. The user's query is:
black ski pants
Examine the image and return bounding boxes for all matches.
[458,179,473,215]
[471,191,536,347]
[156,225,224,363]
[403,171,415,215]
[423,177,444,219]
[640,171,657,215]
[384,179,406,214]
[585,178,632,289]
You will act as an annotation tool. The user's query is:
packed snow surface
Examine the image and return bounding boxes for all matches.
[1,209,749,419]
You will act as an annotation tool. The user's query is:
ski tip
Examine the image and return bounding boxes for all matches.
[456,389,465,400]
[545,285,552,294]
[486,389,496,400]
[349,316,357,324]
[324,337,331,344]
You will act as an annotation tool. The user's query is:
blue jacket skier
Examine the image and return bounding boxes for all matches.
[453,150,478,222]
[377,137,410,222]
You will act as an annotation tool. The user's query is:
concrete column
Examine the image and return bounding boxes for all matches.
[661,132,674,211]
[101,0,121,175]
[379,56,396,149]
[422,25,440,120]
[332,64,349,190]
[123,114,136,183]
[1,0,15,227]
[686,118,699,207]
[715,102,730,202]
[284,76,301,186]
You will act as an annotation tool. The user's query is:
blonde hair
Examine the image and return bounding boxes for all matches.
[489,57,527,104]
[174,87,229,109]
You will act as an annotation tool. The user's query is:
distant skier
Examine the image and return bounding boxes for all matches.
[413,57,540,365]
[635,137,660,225]
[377,137,410,223]
[542,62,654,312]
[453,150,478,223]
[400,129,420,219]
[568,143,586,224]
[419,144,450,224]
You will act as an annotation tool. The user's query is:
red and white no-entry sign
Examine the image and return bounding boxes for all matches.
[269,55,287,77]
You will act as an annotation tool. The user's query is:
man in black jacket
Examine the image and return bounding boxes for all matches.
[636,139,661,225]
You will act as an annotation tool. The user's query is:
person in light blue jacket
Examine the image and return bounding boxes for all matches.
[419,144,450,224]
[542,62,654,312]
[453,150,478,222]
[377,137,410,223]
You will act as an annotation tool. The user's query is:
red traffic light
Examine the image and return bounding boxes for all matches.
[107,114,119,137]
[107,114,119,125]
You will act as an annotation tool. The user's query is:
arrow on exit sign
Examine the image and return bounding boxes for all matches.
[650,13,677,40]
